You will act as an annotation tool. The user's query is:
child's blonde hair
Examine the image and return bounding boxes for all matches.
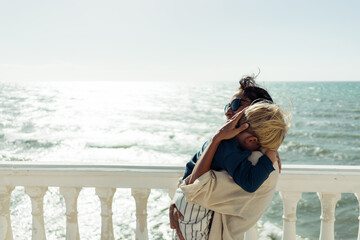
[240,101,291,151]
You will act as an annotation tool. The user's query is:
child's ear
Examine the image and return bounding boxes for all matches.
[246,136,258,144]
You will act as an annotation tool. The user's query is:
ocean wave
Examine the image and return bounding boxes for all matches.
[291,120,359,131]
[0,154,31,162]
[85,143,135,149]
[20,122,36,133]
[12,139,59,149]
[302,112,360,121]
[287,131,360,140]
[281,141,333,156]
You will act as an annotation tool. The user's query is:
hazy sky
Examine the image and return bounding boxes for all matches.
[1,0,359,82]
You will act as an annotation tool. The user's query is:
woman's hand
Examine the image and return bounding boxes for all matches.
[188,108,249,184]
[213,108,249,143]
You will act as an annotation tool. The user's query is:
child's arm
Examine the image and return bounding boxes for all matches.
[218,148,276,193]
[187,137,222,184]
[182,140,210,180]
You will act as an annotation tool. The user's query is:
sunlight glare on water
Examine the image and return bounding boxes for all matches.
[1,81,360,239]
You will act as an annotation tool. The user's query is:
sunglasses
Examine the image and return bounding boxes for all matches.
[224,98,250,113]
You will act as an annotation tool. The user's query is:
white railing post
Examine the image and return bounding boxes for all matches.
[0,186,14,240]
[96,187,115,240]
[317,192,341,240]
[131,188,150,240]
[60,187,81,240]
[25,187,48,240]
[168,188,176,200]
[244,224,258,240]
[279,191,302,240]
[354,193,360,240]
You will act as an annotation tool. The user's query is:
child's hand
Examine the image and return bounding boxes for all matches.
[260,147,278,164]
[276,150,281,173]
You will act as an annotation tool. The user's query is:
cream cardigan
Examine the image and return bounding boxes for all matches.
[180,152,279,240]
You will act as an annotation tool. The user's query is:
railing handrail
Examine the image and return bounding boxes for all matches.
[1,162,360,192]
[0,162,185,172]
[2,162,360,173]
[0,162,184,189]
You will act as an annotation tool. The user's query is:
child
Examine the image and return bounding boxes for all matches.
[172,101,290,240]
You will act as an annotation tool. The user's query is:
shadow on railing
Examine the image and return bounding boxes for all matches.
[0,163,360,240]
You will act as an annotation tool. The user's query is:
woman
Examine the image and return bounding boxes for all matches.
[169,75,281,239]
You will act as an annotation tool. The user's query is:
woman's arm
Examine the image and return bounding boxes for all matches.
[181,163,280,215]
[188,109,249,184]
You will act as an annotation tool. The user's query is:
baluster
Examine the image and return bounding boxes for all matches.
[354,193,360,240]
[168,188,176,200]
[244,224,258,240]
[131,188,150,240]
[60,187,81,240]
[96,188,115,240]
[317,192,341,240]
[25,187,48,240]
[0,186,14,240]
[279,191,302,240]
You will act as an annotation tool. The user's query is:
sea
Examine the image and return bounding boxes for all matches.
[0,81,359,240]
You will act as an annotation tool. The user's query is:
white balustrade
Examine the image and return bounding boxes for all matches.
[355,193,360,240]
[131,188,151,240]
[317,192,341,240]
[0,186,14,240]
[168,188,176,200]
[60,187,81,240]
[0,163,359,240]
[25,187,48,240]
[279,191,302,240]
[96,187,116,240]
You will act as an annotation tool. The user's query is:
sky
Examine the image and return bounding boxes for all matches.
[1,0,359,82]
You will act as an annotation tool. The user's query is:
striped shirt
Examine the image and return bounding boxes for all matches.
[173,188,213,240]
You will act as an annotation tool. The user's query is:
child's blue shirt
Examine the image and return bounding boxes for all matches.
[183,138,275,193]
